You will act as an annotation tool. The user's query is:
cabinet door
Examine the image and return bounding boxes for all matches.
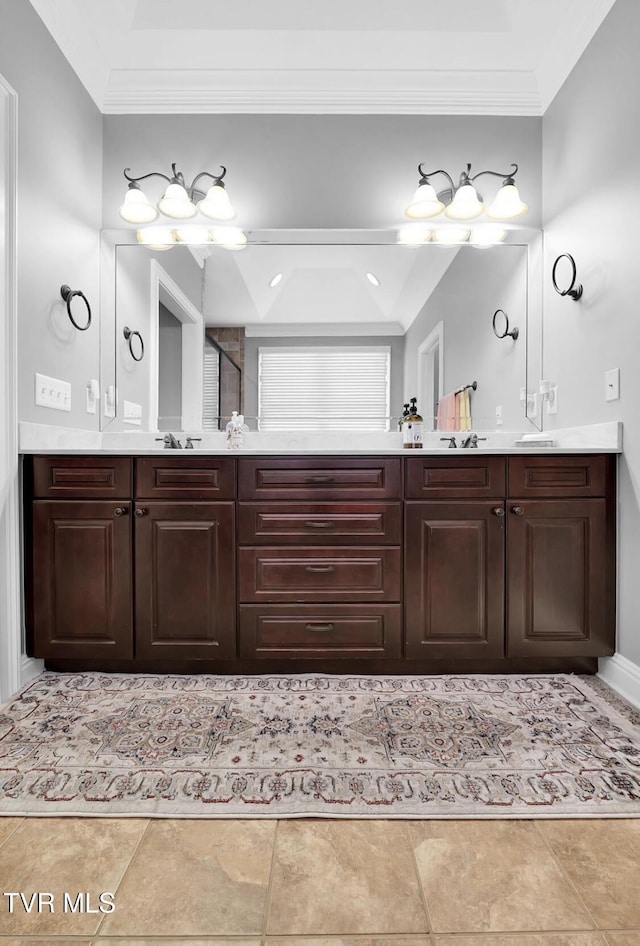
[134,502,236,660]
[32,501,133,659]
[405,502,505,659]
[507,499,612,656]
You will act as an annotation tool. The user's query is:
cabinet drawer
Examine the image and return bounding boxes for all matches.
[32,456,132,499]
[239,604,402,659]
[238,502,402,545]
[405,456,506,499]
[136,457,235,500]
[508,455,610,497]
[238,457,401,500]
[239,547,401,602]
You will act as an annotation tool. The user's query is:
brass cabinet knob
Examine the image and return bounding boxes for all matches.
[512,505,525,516]
[113,506,127,517]
[134,508,146,518]
[493,507,505,517]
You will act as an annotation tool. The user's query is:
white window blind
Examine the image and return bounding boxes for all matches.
[202,346,220,430]
[258,346,391,431]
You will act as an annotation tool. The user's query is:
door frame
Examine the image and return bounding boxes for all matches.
[149,260,204,431]
[0,75,37,701]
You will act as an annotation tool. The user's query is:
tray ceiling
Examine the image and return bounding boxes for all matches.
[28,0,616,115]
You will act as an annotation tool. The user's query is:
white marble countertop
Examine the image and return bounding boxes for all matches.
[18,421,623,455]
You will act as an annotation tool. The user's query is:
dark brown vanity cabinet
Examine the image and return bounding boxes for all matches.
[27,451,616,671]
[237,457,403,660]
[29,456,236,663]
[404,454,615,661]
[30,458,134,660]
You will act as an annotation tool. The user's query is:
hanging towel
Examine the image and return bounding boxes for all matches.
[437,392,457,431]
[458,388,472,431]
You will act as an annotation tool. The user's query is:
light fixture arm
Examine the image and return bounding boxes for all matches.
[469,162,519,185]
[416,164,456,191]
[190,166,228,193]
[123,163,228,196]
[123,167,173,187]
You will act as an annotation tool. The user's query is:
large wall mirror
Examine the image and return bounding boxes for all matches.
[100,229,543,433]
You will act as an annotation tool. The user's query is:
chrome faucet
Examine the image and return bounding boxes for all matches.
[155,432,182,449]
[460,433,487,449]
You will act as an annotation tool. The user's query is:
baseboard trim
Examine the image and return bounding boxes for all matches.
[598,653,640,709]
[20,655,43,689]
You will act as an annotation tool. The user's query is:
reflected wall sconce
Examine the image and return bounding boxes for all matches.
[552,253,583,300]
[405,162,528,222]
[492,308,519,340]
[123,326,144,362]
[60,284,92,331]
[135,225,248,252]
[119,162,236,224]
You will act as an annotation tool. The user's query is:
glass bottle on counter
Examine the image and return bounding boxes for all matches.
[402,397,424,449]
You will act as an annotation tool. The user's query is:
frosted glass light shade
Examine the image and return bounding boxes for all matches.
[136,226,175,250]
[486,183,528,220]
[175,226,211,244]
[432,228,470,244]
[158,182,197,219]
[119,187,158,224]
[405,182,445,219]
[470,226,508,246]
[396,223,433,245]
[209,226,247,250]
[444,183,484,220]
[197,183,236,220]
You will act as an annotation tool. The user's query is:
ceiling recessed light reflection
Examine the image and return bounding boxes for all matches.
[366,272,380,286]
[269,273,283,288]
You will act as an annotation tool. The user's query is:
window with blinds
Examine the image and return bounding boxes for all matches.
[203,344,220,430]
[258,346,391,431]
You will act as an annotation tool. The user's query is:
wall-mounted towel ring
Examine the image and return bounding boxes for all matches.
[552,253,583,300]
[492,308,519,340]
[60,285,92,331]
[123,326,144,362]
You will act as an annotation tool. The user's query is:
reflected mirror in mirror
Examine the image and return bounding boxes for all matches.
[104,229,542,433]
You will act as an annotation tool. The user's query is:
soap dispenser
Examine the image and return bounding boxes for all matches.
[402,397,424,449]
[225,411,248,450]
[398,403,410,432]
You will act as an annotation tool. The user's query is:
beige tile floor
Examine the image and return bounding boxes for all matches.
[0,816,639,944]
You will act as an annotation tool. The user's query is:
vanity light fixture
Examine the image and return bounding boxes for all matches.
[119,163,236,224]
[136,225,248,251]
[405,163,528,222]
[396,224,506,246]
[269,273,283,288]
[366,272,380,286]
[396,223,433,245]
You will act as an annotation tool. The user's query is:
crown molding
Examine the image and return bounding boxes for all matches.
[103,68,542,115]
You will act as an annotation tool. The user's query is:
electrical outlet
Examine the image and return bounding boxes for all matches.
[605,368,620,401]
[495,404,503,426]
[35,372,71,412]
[123,400,142,425]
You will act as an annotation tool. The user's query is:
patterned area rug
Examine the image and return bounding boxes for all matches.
[1,672,639,818]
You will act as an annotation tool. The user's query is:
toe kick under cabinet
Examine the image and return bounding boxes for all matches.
[25,452,616,672]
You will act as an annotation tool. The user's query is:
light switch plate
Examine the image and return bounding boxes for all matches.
[605,368,620,401]
[35,372,71,412]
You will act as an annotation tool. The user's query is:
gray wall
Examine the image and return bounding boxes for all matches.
[541,0,638,664]
[403,245,527,430]
[244,334,404,425]
[103,114,542,231]
[0,0,103,428]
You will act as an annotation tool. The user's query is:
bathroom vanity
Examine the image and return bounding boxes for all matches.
[23,449,616,675]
